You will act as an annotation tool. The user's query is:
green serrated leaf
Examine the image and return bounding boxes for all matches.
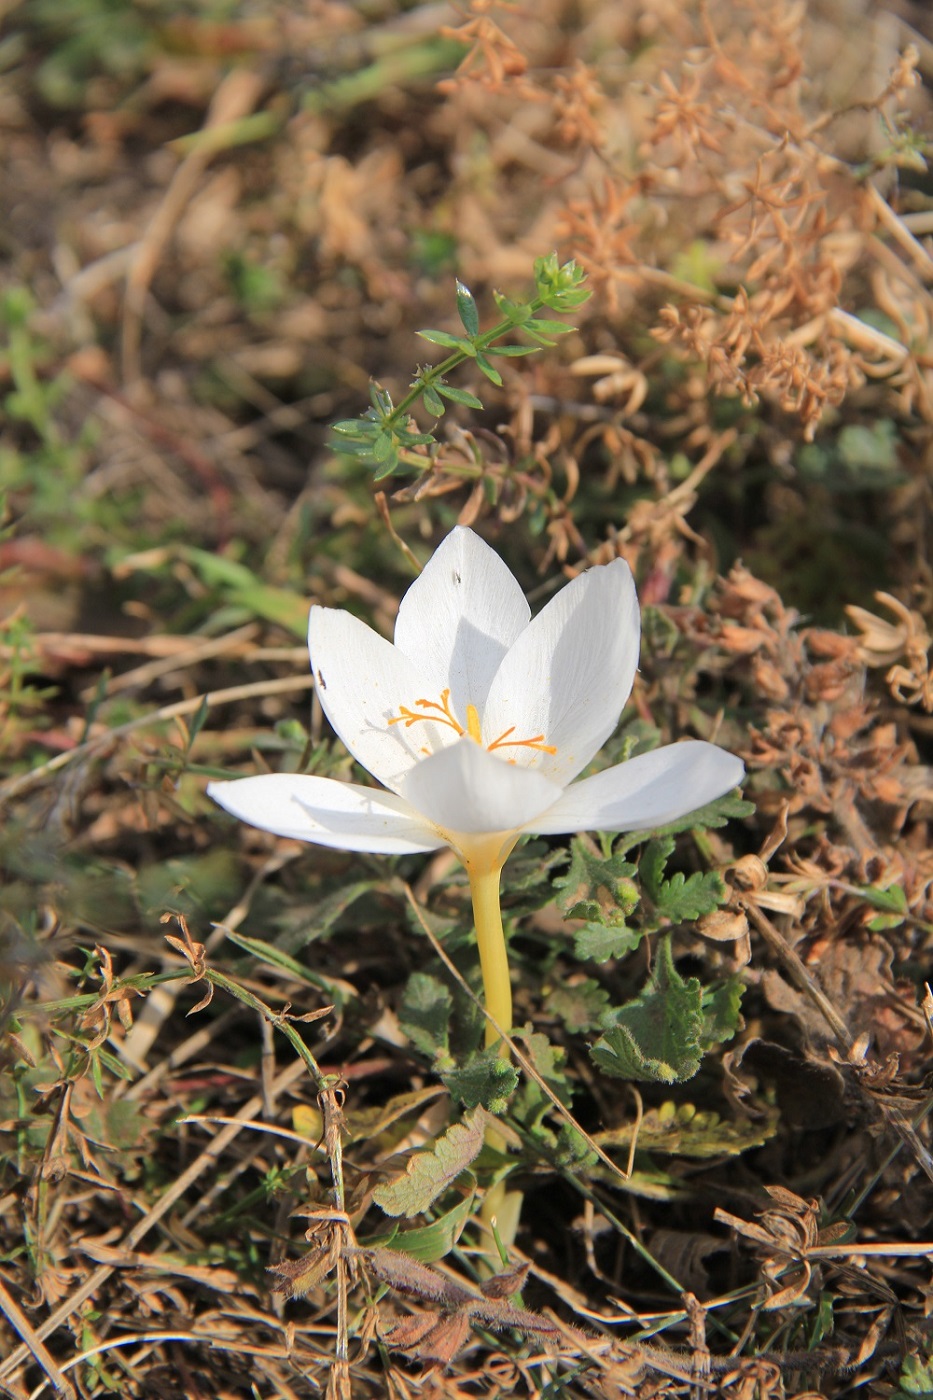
[573,922,644,964]
[640,837,725,922]
[554,836,639,919]
[442,1046,518,1113]
[511,1029,574,1133]
[399,973,453,1063]
[554,837,640,960]
[591,937,703,1083]
[435,382,484,409]
[700,976,744,1050]
[619,791,753,851]
[595,1098,780,1158]
[547,978,612,1033]
[373,1112,485,1217]
[455,279,479,337]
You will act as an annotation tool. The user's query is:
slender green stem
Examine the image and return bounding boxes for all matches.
[468,866,512,1054]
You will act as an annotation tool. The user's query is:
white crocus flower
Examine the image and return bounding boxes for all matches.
[209,528,744,1049]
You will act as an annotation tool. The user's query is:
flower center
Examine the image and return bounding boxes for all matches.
[388,687,556,758]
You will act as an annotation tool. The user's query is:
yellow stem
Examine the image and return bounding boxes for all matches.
[468,865,511,1054]
[467,862,523,1259]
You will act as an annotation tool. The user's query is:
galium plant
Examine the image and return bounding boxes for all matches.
[209,527,744,1057]
[329,253,591,480]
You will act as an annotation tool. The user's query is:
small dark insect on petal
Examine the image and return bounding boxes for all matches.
[317,669,327,690]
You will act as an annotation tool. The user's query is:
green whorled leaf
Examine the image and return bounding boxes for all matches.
[369,382,394,414]
[484,344,539,357]
[330,418,381,437]
[435,382,484,409]
[547,978,612,1033]
[533,252,590,311]
[330,436,387,459]
[455,279,479,337]
[700,975,745,1051]
[590,937,703,1083]
[364,1183,476,1262]
[372,430,396,463]
[223,927,351,1008]
[573,922,643,964]
[595,1098,781,1159]
[441,1046,518,1113]
[474,353,502,385]
[393,423,437,446]
[527,317,574,336]
[399,972,453,1063]
[373,455,401,482]
[640,836,726,922]
[417,328,472,351]
[373,1112,485,1218]
[421,384,445,417]
[492,290,531,323]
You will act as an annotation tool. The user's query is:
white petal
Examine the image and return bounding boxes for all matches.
[208,774,445,854]
[394,527,530,716]
[308,607,457,791]
[399,740,563,836]
[528,742,745,835]
[482,558,639,787]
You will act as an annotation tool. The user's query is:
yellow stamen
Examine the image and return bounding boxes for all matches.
[389,689,557,757]
[388,687,464,736]
[488,726,557,756]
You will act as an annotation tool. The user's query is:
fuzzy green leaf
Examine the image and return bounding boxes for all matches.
[700,976,745,1050]
[373,1112,485,1217]
[547,979,611,1033]
[573,922,644,964]
[554,837,640,962]
[596,1098,780,1159]
[554,837,639,921]
[590,937,704,1083]
[442,1046,518,1113]
[455,279,479,337]
[400,973,453,1064]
